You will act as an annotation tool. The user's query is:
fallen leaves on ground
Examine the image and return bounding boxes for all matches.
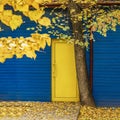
[78,105,120,120]
[0,102,80,120]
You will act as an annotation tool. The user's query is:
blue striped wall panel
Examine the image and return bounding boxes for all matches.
[93,25,120,107]
[0,47,51,101]
[0,7,72,101]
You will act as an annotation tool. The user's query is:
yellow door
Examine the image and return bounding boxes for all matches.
[52,40,79,101]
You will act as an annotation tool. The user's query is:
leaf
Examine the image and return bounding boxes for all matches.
[9,15,23,30]
[63,26,70,31]
[26,51,36,59]
[70,9,75,14]
[15,0,25,5]
[34,0,44,4]
[0,57,6,63]
[43,0,52,3]
[25,0,33,5]
[5,53,13,59]
[28,10,45,22]
[38,17,51,27]
[26,28,30,30]
[111,27,116,31]
[15,4,29,12]
[31,43,40,51]
[52,18,56,23]
[91,25,97,32]
[60,4,66,9]
[16,53,24,58]
[31,1,39,10]
[40,39,46,49]
[45,37,51,46]
[0,5,4,12]
[3,10,12,16]
[1,16,12,26]
[84,41,89,48]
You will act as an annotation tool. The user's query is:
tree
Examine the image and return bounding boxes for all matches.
[68,0,97,107]
[0,0,120,107]
[67,0,120,107]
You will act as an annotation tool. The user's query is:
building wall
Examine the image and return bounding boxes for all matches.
[93,25,120,107]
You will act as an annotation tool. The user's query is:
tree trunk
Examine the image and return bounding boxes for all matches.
[68,0,96,107]
[74,44,95,107]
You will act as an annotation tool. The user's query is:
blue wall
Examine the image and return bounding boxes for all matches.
[0,49,51,101]
[0,6,91,102]
[93,25,120,107]
[0,7,72,101]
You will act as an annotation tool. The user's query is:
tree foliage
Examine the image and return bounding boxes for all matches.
[0,33,51,63]
[0,0,120,62]
[68,0,120,46]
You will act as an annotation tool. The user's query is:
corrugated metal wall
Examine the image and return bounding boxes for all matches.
[0,6,71,101]
[0,49,51,101]
[93,25,120,107]
[0,8,51,101]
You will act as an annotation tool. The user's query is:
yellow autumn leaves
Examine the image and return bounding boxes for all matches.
[91,10,120,37]
[78,105,120,120]
[0,33,51,63]
[0,9,51,30]
[0,0,52,30]
[23,10,51,27]
[73,0,97,4]
[0,0,52,63]
[0,10,23,30]
[0,0,52,8]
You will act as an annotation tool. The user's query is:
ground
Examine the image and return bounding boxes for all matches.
[78,105,120,120]
[0,102,80,120]
[0,102,120,120]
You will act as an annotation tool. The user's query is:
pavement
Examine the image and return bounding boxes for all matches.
[0,102,80,120]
